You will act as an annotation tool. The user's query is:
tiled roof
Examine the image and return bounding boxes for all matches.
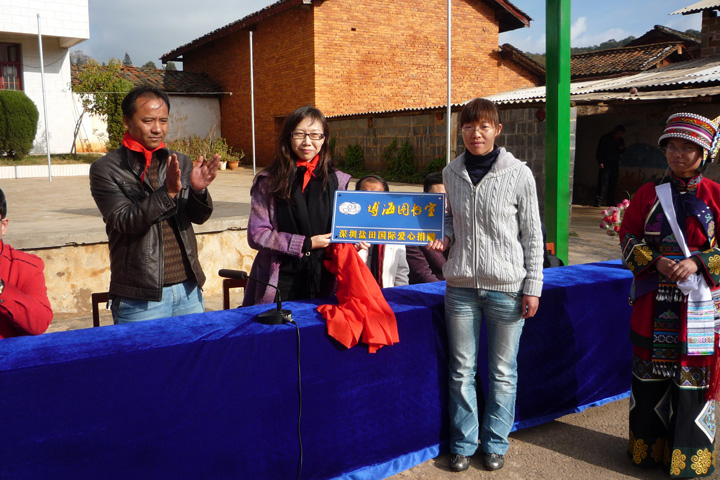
[627,25,700,48]
[671,0,720,15]
[499,43,545,79]
[570,42,688,80]
[71,65,225,95]
[162,0,531,63]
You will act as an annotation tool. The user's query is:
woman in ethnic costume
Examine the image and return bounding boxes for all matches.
[620,113,720,478]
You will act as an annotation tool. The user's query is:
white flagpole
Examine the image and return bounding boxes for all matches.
[446,0,452,164]
[250,31,256,176]
[37,14,52,181]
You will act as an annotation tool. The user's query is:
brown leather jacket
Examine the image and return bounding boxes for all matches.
[89,146,213,301]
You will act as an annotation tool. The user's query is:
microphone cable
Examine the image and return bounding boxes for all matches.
[287,318,303,480]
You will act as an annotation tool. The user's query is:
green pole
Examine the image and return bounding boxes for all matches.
[545,0,571,264]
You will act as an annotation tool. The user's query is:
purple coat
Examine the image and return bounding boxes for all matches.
[242,169,351,306]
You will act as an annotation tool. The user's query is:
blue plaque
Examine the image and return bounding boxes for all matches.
[331,191,445,246]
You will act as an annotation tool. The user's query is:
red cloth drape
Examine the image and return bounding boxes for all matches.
[317,243,399,353]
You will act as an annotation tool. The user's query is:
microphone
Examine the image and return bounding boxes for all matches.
[218,269,292,325]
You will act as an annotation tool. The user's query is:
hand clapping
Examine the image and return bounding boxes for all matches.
[190,154,221,192]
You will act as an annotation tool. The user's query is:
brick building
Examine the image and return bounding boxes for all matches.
[162,0,540,167]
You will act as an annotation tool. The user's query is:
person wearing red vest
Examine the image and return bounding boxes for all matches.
[0,188,53,338]
[89,87,221,324]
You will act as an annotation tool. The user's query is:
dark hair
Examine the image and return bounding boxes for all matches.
[265,105,334,200]
[355,174,389,192]
[423,172,443,193]
[0,188,6,219]
[460,98,500,128]
[121,86,171,118]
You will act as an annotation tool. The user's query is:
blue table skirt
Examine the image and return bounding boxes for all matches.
[0,260,633,479]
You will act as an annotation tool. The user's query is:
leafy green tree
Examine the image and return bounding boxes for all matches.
[164,62,177,71]
[72,59,134,152]
[142,61,157,69]
[123,52,133,66]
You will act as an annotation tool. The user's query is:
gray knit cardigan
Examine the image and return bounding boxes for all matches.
[442,148,544,297]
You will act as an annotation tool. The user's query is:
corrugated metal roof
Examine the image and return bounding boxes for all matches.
[484,56,720,105]
[671,0,720,15]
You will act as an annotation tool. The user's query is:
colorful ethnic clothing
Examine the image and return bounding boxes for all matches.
[620,173,720,478]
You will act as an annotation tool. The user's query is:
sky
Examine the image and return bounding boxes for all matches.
[71,0,703,68]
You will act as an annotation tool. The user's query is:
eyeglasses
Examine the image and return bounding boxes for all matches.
[461,125,493,134]
[663,144,699,155]
[291,131,325,141]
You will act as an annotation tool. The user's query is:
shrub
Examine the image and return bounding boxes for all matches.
[165,136,244,164]
[0,91,39,158]
[384,138,420,183]
[343,143,366,177]
[422,157,447,177]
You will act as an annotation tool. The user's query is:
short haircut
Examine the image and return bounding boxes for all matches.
[0,188,6,219]
[121,86,171,118]
[355,174,389,192]
[423,172,443,193]
[460,98,500,128]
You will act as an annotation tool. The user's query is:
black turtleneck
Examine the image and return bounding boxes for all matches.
[465,146,500,185]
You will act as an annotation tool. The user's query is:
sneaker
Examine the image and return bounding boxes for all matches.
[449,453,470,472]
[482,453,504,471]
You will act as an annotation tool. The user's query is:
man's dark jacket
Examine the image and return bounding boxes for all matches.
[89,146,212,301]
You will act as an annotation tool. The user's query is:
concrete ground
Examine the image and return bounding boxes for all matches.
[5,167,697,479]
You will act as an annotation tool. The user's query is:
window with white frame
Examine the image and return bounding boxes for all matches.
[0,43,22,91]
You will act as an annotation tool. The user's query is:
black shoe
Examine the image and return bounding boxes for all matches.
[482,453,504,471]
[449,453,470,472]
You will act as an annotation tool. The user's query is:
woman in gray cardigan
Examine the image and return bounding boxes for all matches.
[439,98,544,472]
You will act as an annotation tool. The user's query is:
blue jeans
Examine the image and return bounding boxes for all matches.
[445,285,525,456]
[111,279,205,324]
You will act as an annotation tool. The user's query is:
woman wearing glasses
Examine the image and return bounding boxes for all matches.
[243,106,350,306]
[620,113,720,478]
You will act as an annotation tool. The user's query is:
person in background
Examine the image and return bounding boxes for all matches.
[243,106,351,305]
[619,112,720,478]
[434,97,543,472]
[406,172,448,284]
[355,175,410,288]
[595,125,625,207]
[89,86,220,324]
[0,187,53,338]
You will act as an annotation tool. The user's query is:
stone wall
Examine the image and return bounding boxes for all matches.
[329,111,456,173]
[499,105,578,212]
[328,105,578,213]
[30,229,257,314]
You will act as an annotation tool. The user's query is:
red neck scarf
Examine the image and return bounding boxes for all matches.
[296,155,320,192]
[122,132,166,183]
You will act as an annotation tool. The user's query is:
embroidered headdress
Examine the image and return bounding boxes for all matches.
[658,112,720,163]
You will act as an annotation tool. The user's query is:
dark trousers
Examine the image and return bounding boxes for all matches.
[595,163,619,206]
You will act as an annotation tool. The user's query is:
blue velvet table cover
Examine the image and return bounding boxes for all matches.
[0,260,633,479]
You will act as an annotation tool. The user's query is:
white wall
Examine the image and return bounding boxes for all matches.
[0,0,89,43]
[0,0,89,155]
[165,95,222,141]
[73,93,222,153]
[19,36,78,154]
